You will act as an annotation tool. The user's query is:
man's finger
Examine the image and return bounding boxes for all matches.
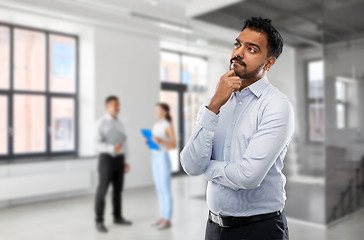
[223,69,236,77]
[231,83,241,89]
[228,77,242,82]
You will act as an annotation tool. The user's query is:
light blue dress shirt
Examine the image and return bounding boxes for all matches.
[180,75,294,217]
[95,113,129,162]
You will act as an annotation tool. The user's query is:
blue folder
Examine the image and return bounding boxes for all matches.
[140,129,160,150]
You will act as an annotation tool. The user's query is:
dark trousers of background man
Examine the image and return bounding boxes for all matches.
[95,153,125,223]
[205,211,289,240]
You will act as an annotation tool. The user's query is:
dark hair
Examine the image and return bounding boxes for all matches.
[156,102,172,122]
[242,17,283,59]
[105,95,118,104]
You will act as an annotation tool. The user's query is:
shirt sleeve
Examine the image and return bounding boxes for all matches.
[95,118,114,154]
[119,121,129,163]
[180,103,220,176]
[203,98,295,190]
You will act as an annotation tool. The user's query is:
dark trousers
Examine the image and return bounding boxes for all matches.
[95,153,125,223]
[205,211,289,240]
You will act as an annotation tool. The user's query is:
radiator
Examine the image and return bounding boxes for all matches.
[0,170,92,201]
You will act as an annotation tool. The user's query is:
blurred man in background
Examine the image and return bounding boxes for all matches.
[94,96,132,233]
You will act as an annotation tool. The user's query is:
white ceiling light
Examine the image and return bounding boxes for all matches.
[144,0,159,6]
[158,22,193,34]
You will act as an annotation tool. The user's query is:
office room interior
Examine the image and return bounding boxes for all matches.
[0,0,364,239]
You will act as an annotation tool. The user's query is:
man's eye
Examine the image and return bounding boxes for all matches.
[234,42,240,48]
[248,47,256,53]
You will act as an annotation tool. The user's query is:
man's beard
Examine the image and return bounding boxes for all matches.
[237,64,264,80]
[230,57,264,81]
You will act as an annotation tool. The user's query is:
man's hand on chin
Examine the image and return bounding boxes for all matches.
[208,69,241,114]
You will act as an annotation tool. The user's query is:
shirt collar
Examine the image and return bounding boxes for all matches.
[247,75,270,98]
[233,75,270,99]
[105,113,117,120]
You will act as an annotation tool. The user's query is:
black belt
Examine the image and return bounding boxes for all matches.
[208,210,282,228]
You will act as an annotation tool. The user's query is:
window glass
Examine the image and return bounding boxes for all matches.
[0,96,7,154]
[181,55,207,86]
[49,35,76,93]
[309,102,325,142]
[160,52,180,83]
[13,94,46,153]
[308,60,324,99]
[51,98,75,151]
[0,26,10,89]
[14,29,46,91]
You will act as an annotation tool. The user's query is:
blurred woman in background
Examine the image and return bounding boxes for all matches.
[148,102,176,230]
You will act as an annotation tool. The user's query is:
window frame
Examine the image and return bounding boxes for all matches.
[305,59,325,143]
[335,80,348,129]
[160,49,208,175]
[0,93,10,157]
[0,22,79,161]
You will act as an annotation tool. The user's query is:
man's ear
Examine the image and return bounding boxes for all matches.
[264,57,276,71]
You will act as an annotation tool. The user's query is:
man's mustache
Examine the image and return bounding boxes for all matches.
[230,57,246,67]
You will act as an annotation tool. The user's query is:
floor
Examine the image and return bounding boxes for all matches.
[0,176,364,240]
[285,179,325,224]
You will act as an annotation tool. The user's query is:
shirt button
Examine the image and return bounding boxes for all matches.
[239,102,243,105]
[227,144,231,148]
[205,143,211,147]
[212,121,216,125]
[232,122,236,126]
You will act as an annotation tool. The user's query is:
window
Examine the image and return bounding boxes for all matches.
[183,91,207,145]
[0,96,7,155]
[0,26,10,89]
[49,35,76,93]
[51,98,75,152]
[307,60,324,142]
[160,51,180,83]
[14,29,46,91]
[0,24,78,160]
[181,55,207,86]
[335,79,348,129]
[13,94,46,153]
[159,50,208,173]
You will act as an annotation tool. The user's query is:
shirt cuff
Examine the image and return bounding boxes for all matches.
[108,144,115,153]
[198,106,219,131]
[203,160,225,181]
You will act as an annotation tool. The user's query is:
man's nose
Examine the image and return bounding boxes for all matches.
[234,49,244,59]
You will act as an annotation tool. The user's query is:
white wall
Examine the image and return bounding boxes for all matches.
[94,27,160,188]
[0,158,97,207]
[268,46,296,106]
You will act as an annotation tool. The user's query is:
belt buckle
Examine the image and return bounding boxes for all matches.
[210,211,229,228]
[218,216,224,227]
[218,215,229,228]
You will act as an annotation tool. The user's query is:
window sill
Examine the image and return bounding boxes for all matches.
[0,154,97,166]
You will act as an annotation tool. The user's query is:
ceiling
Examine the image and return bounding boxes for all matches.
[1,0,364,49]
[194,0,364,48]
